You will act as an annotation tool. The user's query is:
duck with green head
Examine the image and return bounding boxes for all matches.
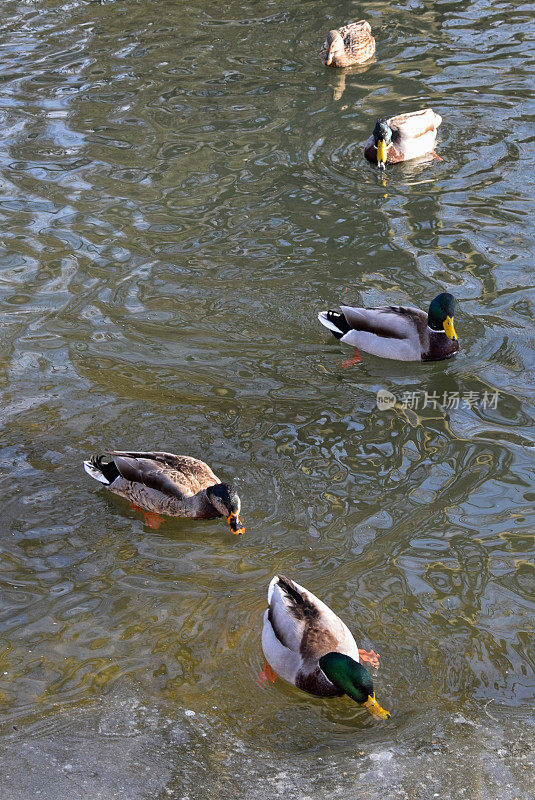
[261,575,390,719]
[318,292,459,364]
[364,109,443,168]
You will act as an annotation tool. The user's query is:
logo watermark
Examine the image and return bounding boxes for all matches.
[376,389,397,411]
[376,389,499,411]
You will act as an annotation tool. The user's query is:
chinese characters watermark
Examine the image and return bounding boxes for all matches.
[376,389,499,411]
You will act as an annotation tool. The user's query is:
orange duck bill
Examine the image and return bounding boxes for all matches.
[227,512,245,535]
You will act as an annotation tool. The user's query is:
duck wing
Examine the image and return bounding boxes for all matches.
[340,21,375,60]
[331,304,428,361]
[341,304,426,339]
[387,109,441,148]
[267,575,355,659]
[105,451,219,499]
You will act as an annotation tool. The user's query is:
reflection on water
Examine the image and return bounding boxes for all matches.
[0,0,533,796]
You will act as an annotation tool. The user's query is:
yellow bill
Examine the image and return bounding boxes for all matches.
[376,138,388,166]
[443,315,457,340]
[364,693,390,720]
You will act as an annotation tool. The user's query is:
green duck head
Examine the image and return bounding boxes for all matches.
[428,292,457,340]
[319,652,390,719]
[372,119,393,169]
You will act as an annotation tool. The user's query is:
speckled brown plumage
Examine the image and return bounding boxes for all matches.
[85,451,243,527]
[108,451,219,498]
[320,21,375,68]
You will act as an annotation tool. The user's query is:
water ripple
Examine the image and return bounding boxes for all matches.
[0,0,532,787]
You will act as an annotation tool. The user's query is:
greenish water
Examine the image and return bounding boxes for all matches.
[0,0,533,798]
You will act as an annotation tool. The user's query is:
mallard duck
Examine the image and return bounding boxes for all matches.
[261,575,390,719]
[83,450,245,534]
[318,293,459,364]
[320,21,375,68]
[364,109,442,168]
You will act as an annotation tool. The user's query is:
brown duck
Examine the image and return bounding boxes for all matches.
[320,21,375,67]
[83,450,244,534]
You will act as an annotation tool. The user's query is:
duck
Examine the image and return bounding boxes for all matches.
[320,21,375,68]
[364,109,442,168]
[261,575,390,719]
[83,450,245,534]
[318,292,459,364]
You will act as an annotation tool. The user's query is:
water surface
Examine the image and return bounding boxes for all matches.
[0,0,533,797]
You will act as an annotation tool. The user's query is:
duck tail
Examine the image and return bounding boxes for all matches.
[317,310,351,340]
[268,574,300,605]
[276,575,304,604]
[275,575,319,620]
[83,454,119,485]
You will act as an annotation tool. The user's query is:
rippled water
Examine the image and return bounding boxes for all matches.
[0,0,533,797]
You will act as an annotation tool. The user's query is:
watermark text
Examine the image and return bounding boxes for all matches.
[376,389,499,411]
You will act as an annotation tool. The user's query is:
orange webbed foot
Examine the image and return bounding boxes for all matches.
[129,503,164,530]
[430,150,443,162]
[341,349,363,368]
[359,648,380,670]
[143,512,164,530]
[256,662,277,687]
